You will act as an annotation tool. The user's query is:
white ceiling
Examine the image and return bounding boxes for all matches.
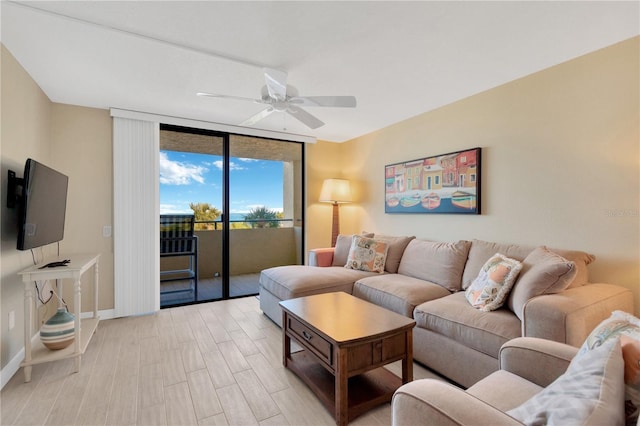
[1,1,638,143]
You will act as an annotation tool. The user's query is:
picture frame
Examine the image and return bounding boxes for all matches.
[385,147,481,214]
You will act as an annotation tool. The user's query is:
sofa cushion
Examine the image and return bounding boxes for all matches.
[373,234,415,274]
[547,247,595,288]
[414,292,521,358]
[507,338,624,426]
[398,239,471,292]
[467,370,544,412]
[345,235,389,273]
[332,233,374,266]
[259,265,376,300]
[462,239,594,290]
[462,240,533,290]
[507,246,577,321]
[353,274,451,317]
[465,253,523,312]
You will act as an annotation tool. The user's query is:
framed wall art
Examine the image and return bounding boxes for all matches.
[385,147,481,214]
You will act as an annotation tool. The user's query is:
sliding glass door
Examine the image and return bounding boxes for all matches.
[158,125,304,307]
[228,135,304,298]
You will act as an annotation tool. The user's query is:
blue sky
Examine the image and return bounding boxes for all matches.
[159,150,283,216]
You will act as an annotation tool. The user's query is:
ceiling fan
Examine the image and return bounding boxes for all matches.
[197,68,356,130]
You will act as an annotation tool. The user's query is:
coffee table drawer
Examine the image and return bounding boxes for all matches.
[287,316,333,366]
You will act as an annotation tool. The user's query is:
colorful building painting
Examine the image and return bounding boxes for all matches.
[384,148,481,214]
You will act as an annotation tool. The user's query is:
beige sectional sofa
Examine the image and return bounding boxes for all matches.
[258,234,633,387]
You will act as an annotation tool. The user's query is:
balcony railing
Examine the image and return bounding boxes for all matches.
[194,218,294,230]
[160,222,300,280]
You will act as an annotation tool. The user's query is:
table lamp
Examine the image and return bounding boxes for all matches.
[319,178,352,247]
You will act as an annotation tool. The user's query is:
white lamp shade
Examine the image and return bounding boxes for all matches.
[319,179,352,203]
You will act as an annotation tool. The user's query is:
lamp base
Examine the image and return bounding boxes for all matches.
[331,202,339,247]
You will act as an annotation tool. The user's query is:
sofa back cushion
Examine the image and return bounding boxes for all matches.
[462,240,533,290]
[547,248,595,288]
[462,240,594,290]
[507,246,577,321]
[373,234,415,273]
[398,239,471,291]
[332,233,374,266]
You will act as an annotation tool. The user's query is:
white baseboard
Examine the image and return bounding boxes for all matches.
[1,308,116,390]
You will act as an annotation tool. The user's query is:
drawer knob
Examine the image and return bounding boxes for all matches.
[302,331,313,341]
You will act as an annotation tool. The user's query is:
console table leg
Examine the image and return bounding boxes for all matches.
[24,365,32,383]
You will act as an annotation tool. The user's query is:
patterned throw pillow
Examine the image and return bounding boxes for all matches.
[465,253,523,311]
[507,338,625,426]
[345,235,389,273]
[577,311,640,424]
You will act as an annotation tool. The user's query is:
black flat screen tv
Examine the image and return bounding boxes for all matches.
[17,159,69,251]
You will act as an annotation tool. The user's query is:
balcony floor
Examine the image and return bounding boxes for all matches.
[160,273,260,307]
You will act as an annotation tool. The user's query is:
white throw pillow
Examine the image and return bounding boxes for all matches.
[465,253,522,311]
[507,337,625,426]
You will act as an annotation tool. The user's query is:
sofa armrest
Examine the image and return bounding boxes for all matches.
[522,283,633,347]
[392,380,521,426]
[499,337,576,388]
[308,248,334,267]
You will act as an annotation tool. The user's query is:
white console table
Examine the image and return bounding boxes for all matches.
[18,253,100,382]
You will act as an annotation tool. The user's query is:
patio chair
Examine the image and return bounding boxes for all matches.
[160,214,198,297]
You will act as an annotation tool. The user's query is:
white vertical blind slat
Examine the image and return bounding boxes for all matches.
[113,117,159,316]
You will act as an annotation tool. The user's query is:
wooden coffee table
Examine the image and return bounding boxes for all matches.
[279,292,415,425]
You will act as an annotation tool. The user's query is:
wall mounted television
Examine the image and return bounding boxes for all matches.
[7,158,69,251]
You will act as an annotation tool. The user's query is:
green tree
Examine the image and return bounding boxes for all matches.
[189,202,221,230]
[244,206,280,228]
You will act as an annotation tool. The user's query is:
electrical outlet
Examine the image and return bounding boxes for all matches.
[103,225,112,237]
[9,311,15,330]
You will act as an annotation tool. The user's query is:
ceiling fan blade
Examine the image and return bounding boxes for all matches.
[263,68,288,100]
[240,107,275,127]
[286,105,325,129]
[197,92,262,104]
[289,96,357,108]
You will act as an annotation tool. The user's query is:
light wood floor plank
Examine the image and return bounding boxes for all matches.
[187,369,223,420]
[229,329,261,357]
[181,340,206,373]
[106,372,138,425]
[259,413,291,426]
[138,363,164,409]
[161,348,187,386]
[216,383,259,426]
[233,369,280,421]
[198,412,229,425]
[137,403,168,426]
[245,353,289,394]
[217,340,251,373]
[202,350,236,389]
[164,381,198,426]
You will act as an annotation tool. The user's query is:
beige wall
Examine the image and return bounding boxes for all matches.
[1,45,54,371]
[1,45,114,372]
[307,37,640,315]
[50,104,114,313]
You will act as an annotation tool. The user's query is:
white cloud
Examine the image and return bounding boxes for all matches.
[159,204,192,214]
[159,152,207,185]
[211,160,246,171]
[238,158,259,162]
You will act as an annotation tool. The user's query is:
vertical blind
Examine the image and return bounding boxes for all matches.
[113,117,159,316]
